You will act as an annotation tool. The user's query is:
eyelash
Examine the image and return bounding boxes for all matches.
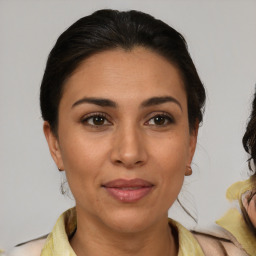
[81,112,111,127]
[145,112,174,126]
[80,112,174,127]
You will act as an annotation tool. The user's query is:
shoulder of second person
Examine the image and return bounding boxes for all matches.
[193,232,248,256]
[7,236,47,256]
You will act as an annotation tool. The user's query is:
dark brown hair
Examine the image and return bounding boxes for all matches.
[243,89,256,177]
[242,89,256,234]
[40,9,205,134]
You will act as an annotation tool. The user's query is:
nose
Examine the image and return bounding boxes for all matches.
[110,125,148,169]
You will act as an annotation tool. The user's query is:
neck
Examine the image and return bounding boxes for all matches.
[70,208,178,256]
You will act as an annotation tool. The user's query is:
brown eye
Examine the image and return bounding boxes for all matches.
[82,114,111,126]
[91,116,105,125]
[147,114,174,126]
[154,116,166,125]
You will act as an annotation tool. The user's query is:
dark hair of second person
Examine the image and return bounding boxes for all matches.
[242,89,256,235]
[243,90,256,177]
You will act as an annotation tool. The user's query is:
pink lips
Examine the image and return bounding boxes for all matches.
[102,179,153,203]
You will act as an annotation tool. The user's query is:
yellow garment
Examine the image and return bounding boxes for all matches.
[173,220,204,256]
[216,178,256,256]
[41,208,204,256]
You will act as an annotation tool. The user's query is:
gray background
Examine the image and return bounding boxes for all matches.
[1,0,256,251]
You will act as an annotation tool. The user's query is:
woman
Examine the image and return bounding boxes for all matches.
[192,93,256,256]
[8,9,245,256]
[213,91,256,256]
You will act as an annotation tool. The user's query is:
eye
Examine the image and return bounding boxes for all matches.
[146,113,174,126]
[81,113,111,126]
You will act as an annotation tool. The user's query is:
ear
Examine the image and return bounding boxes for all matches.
[188,121,199,166]
[43,121,64,171]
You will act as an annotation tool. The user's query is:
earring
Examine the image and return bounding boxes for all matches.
[58,167,63,171]
[185,165,192,176]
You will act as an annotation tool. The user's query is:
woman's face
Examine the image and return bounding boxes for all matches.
[44,47,197,233]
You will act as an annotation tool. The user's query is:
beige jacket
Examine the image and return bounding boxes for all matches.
[7,208,249,256]
[7,230,248,256]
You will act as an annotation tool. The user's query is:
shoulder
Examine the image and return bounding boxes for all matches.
[193,232,248,256]
[7,236,47,256]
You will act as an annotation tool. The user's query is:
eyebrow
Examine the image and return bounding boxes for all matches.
[72,96,182,110]
[72,97,117,108]
[141,96,182,111]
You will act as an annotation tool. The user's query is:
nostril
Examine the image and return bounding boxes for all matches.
[114,159,144,167]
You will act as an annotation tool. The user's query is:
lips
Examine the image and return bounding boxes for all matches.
[102,179,154,203]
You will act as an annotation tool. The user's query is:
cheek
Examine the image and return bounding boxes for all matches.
[58,132,109,197]
[152,133,190,175]
[151,134,190,200]
[59,128,109,170]
[248,196,256,228]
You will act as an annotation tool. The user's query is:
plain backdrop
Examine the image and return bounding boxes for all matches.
[1,0,256,252]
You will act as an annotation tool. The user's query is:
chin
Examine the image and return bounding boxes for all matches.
[102,208,159,234]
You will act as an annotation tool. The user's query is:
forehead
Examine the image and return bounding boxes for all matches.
[61,47,186,106]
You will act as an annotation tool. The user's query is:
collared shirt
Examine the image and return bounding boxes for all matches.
[40,208,204,256]
[216,178,256,256]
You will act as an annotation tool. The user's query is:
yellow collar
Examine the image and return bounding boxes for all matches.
[170,219,204,256]
[216,178,256,256]
[41,208,204,256]
[41,208,77,256]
